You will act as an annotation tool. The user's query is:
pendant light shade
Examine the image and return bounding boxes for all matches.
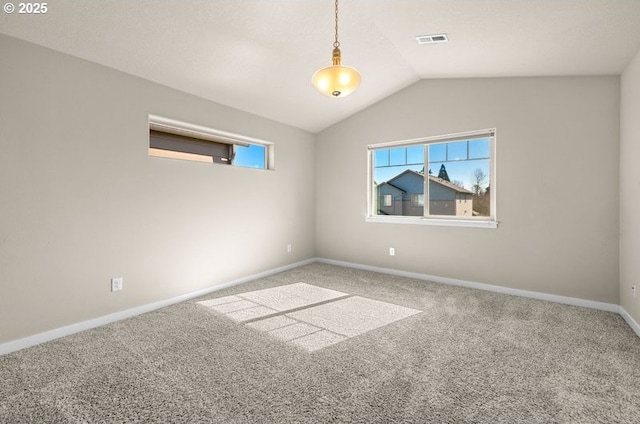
[312,0,361,98]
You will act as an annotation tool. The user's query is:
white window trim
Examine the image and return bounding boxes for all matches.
[365,215,498,229]
[367,128,498,229]
[148,114,275,170]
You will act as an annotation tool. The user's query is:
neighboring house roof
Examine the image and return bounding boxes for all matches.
[377,181,405,194]
[381,169,474,195]
[428,176,474,195]
[385,169,422,186]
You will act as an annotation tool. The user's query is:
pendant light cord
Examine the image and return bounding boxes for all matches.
[333,0,340,49]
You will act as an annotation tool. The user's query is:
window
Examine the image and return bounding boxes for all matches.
[234,144,267,169]
[411,194,424,207]
[148,115,273,170]
[368,129,496,228]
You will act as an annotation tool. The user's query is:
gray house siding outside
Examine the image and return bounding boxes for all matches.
[429,181,454,215]
[377,171,423,216]
[375,170,473,217]
[377,183,405,215]
[429,182,473,216]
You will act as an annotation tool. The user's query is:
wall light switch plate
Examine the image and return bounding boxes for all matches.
[389,247,395,256]
[111,277,123,292]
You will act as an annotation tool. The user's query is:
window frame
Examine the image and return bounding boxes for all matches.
[366,129,497,229]
[148,114,274,170]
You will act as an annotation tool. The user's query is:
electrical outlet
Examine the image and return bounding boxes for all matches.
[389,247,395,256]
[287,244,292,253]
[632,285,637,299]
[111,277,123,292]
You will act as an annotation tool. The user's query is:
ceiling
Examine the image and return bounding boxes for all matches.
[2,0,640,133]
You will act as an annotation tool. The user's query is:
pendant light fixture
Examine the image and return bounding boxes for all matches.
[312,0,361,98]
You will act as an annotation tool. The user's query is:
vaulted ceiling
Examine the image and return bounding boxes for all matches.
[2,0,640,133]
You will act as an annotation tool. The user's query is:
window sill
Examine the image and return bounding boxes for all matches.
[365,215,498,229]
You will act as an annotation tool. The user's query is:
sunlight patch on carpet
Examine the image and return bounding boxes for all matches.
[198,283,422,352]
[288,296,421,338]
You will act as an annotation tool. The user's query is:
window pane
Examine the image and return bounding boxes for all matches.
[373,147,424,216]
[447,141,467,161]
[374,149,389,167]
[469,138,490,159]
[429,143,446,162]
[234,144,266,169]
[407,146,424,164]
[426,138,491,217]
[389,147,406,166]
[428,159,489,217]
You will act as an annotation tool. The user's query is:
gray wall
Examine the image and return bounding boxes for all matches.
[0,35,316,343]
[620,49,640,324]
[316,77,620,303]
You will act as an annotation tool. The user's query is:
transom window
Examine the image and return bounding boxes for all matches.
[148,115,273,170]
[367,129,496,228]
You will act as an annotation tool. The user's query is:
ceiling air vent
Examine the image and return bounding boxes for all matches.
[416,34,448,45]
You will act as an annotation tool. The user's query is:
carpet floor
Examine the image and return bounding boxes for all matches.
[1,262,639,423]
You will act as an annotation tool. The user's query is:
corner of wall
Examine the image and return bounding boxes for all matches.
[619,47,640,327]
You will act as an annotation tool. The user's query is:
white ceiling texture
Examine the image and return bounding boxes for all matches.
[2,0,640,133]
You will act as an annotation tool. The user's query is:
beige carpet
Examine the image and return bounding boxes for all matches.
[1,262,639,423]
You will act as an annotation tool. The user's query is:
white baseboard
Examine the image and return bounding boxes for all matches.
[316,258,621,313]
[0,258,316,356]
[2,257,635,356]
[620,306,640,338]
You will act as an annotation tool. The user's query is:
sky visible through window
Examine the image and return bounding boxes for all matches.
[374,138,490,191]
[234,144,266,169]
